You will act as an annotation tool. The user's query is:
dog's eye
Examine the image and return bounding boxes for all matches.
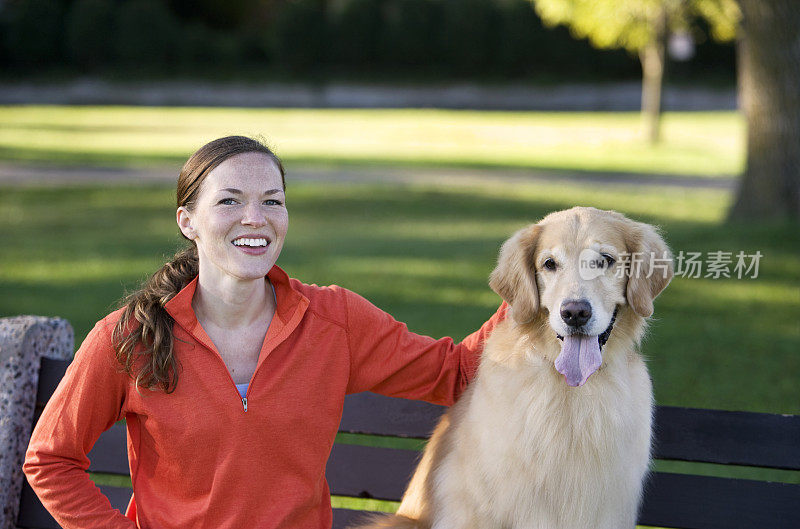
[543,258,557,271]
[601,254,616,267]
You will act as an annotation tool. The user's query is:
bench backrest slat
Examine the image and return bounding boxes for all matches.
[87,422,128,474]
[339,392,444,438]
[17,481,59,529]
[653,406,800,470]
[341,393,800,469]
[328,442,800,529]
[639,471,800,529]
[19,480,370,529]
[18,481,133,529]
[34,358,70,411]
[326,444,418,500]
[332,508,380,529]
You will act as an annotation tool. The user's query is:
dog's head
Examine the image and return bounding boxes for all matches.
[489,207,673,386]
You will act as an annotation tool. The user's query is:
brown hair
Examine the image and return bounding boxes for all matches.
[112,136,285,392]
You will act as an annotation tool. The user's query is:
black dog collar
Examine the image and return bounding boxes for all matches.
[556,307,619,349]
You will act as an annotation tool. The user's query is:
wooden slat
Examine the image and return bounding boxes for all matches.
[652,406,800,470]
[639,471,800,529]
[26,469,800,529]
[22,483,356,529]
[17,482,130,528]
[88,422,129,475]
[327,444,800,529]
[98,485,133,514]
[16,480,59,529]
[342,395,800,470]
[340,393,444,438]
[332,508,383,529]
[35,358,70,405]
[32,358,71,426]
[326,444,419,501]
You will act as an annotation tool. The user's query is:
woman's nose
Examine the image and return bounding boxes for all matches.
[241,203,267,226]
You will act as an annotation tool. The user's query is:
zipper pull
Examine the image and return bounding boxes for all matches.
[242,397,248,412]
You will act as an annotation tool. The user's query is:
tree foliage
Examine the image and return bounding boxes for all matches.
[531,0,740,143]
[531,0,740,53]
[1,0,66,66]
[65,0,116,69]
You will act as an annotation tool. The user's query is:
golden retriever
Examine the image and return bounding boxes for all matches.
[351,207,673,529]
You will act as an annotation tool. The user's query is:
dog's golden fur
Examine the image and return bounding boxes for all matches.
[351,207,673,529]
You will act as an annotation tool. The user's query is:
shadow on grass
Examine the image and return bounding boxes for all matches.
[0,146,737,179]
[1,181,797,415]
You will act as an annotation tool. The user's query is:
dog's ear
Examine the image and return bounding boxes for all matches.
[623,221,673,318]
[489,225,541,324]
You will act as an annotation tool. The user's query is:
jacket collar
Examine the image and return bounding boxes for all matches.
[164,265,310,359]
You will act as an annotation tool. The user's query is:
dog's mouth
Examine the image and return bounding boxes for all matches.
[554,308,617,387]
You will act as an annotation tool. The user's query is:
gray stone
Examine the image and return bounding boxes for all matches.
[0,316,73,529]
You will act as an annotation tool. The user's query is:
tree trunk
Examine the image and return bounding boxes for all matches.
[639,8,667,145]
[729,0,800,221]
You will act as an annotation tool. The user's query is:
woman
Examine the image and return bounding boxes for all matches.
[23,136,507,529]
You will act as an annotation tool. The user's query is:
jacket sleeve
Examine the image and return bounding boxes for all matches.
[23,317,137,529]
[343,289,508,405]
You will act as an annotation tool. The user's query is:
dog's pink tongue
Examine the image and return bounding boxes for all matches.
[555,335,602,387]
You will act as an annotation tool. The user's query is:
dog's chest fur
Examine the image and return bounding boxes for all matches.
[431,323,653,529]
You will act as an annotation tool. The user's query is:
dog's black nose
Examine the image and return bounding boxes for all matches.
[560,300,592,327]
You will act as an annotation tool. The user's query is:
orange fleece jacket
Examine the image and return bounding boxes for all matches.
[24,265,507,528]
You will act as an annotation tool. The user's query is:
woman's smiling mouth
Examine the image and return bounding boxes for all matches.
[231,236,270,255]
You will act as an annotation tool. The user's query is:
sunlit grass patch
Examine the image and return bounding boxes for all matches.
[0,106,744,176]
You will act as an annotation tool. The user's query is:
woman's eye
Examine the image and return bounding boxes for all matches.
[543,258,557,271]
[264,199,283,206]
[218,198,237,205]
[602,254,616,267]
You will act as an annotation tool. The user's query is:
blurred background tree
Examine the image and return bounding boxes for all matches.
[65,0,116,70]
[729,0,799,220]
[531,0,740,144]
[115,0,179,67]
[0,0,66,68]
[1,0,740,82]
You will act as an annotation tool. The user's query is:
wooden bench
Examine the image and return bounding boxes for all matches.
[14,356,800,529]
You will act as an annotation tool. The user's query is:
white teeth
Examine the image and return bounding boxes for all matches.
[233,238,268,247]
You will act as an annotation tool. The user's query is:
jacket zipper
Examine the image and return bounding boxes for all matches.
[173,321,256,414]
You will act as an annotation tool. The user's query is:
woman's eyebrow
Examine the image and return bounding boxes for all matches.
[218,188,283,195]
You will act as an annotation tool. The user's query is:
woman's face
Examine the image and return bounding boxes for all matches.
[177,152,288,286]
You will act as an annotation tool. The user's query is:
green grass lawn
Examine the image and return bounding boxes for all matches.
[4,174,797,513]
[1,176,796,414]
[0,106,744,176]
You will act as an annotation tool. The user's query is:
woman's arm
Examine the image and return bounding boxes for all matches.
[343,289,508,406]
[23,317,137,529]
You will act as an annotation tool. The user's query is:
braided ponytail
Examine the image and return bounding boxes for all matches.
[112,136,285,392]
[112,246,198,392]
